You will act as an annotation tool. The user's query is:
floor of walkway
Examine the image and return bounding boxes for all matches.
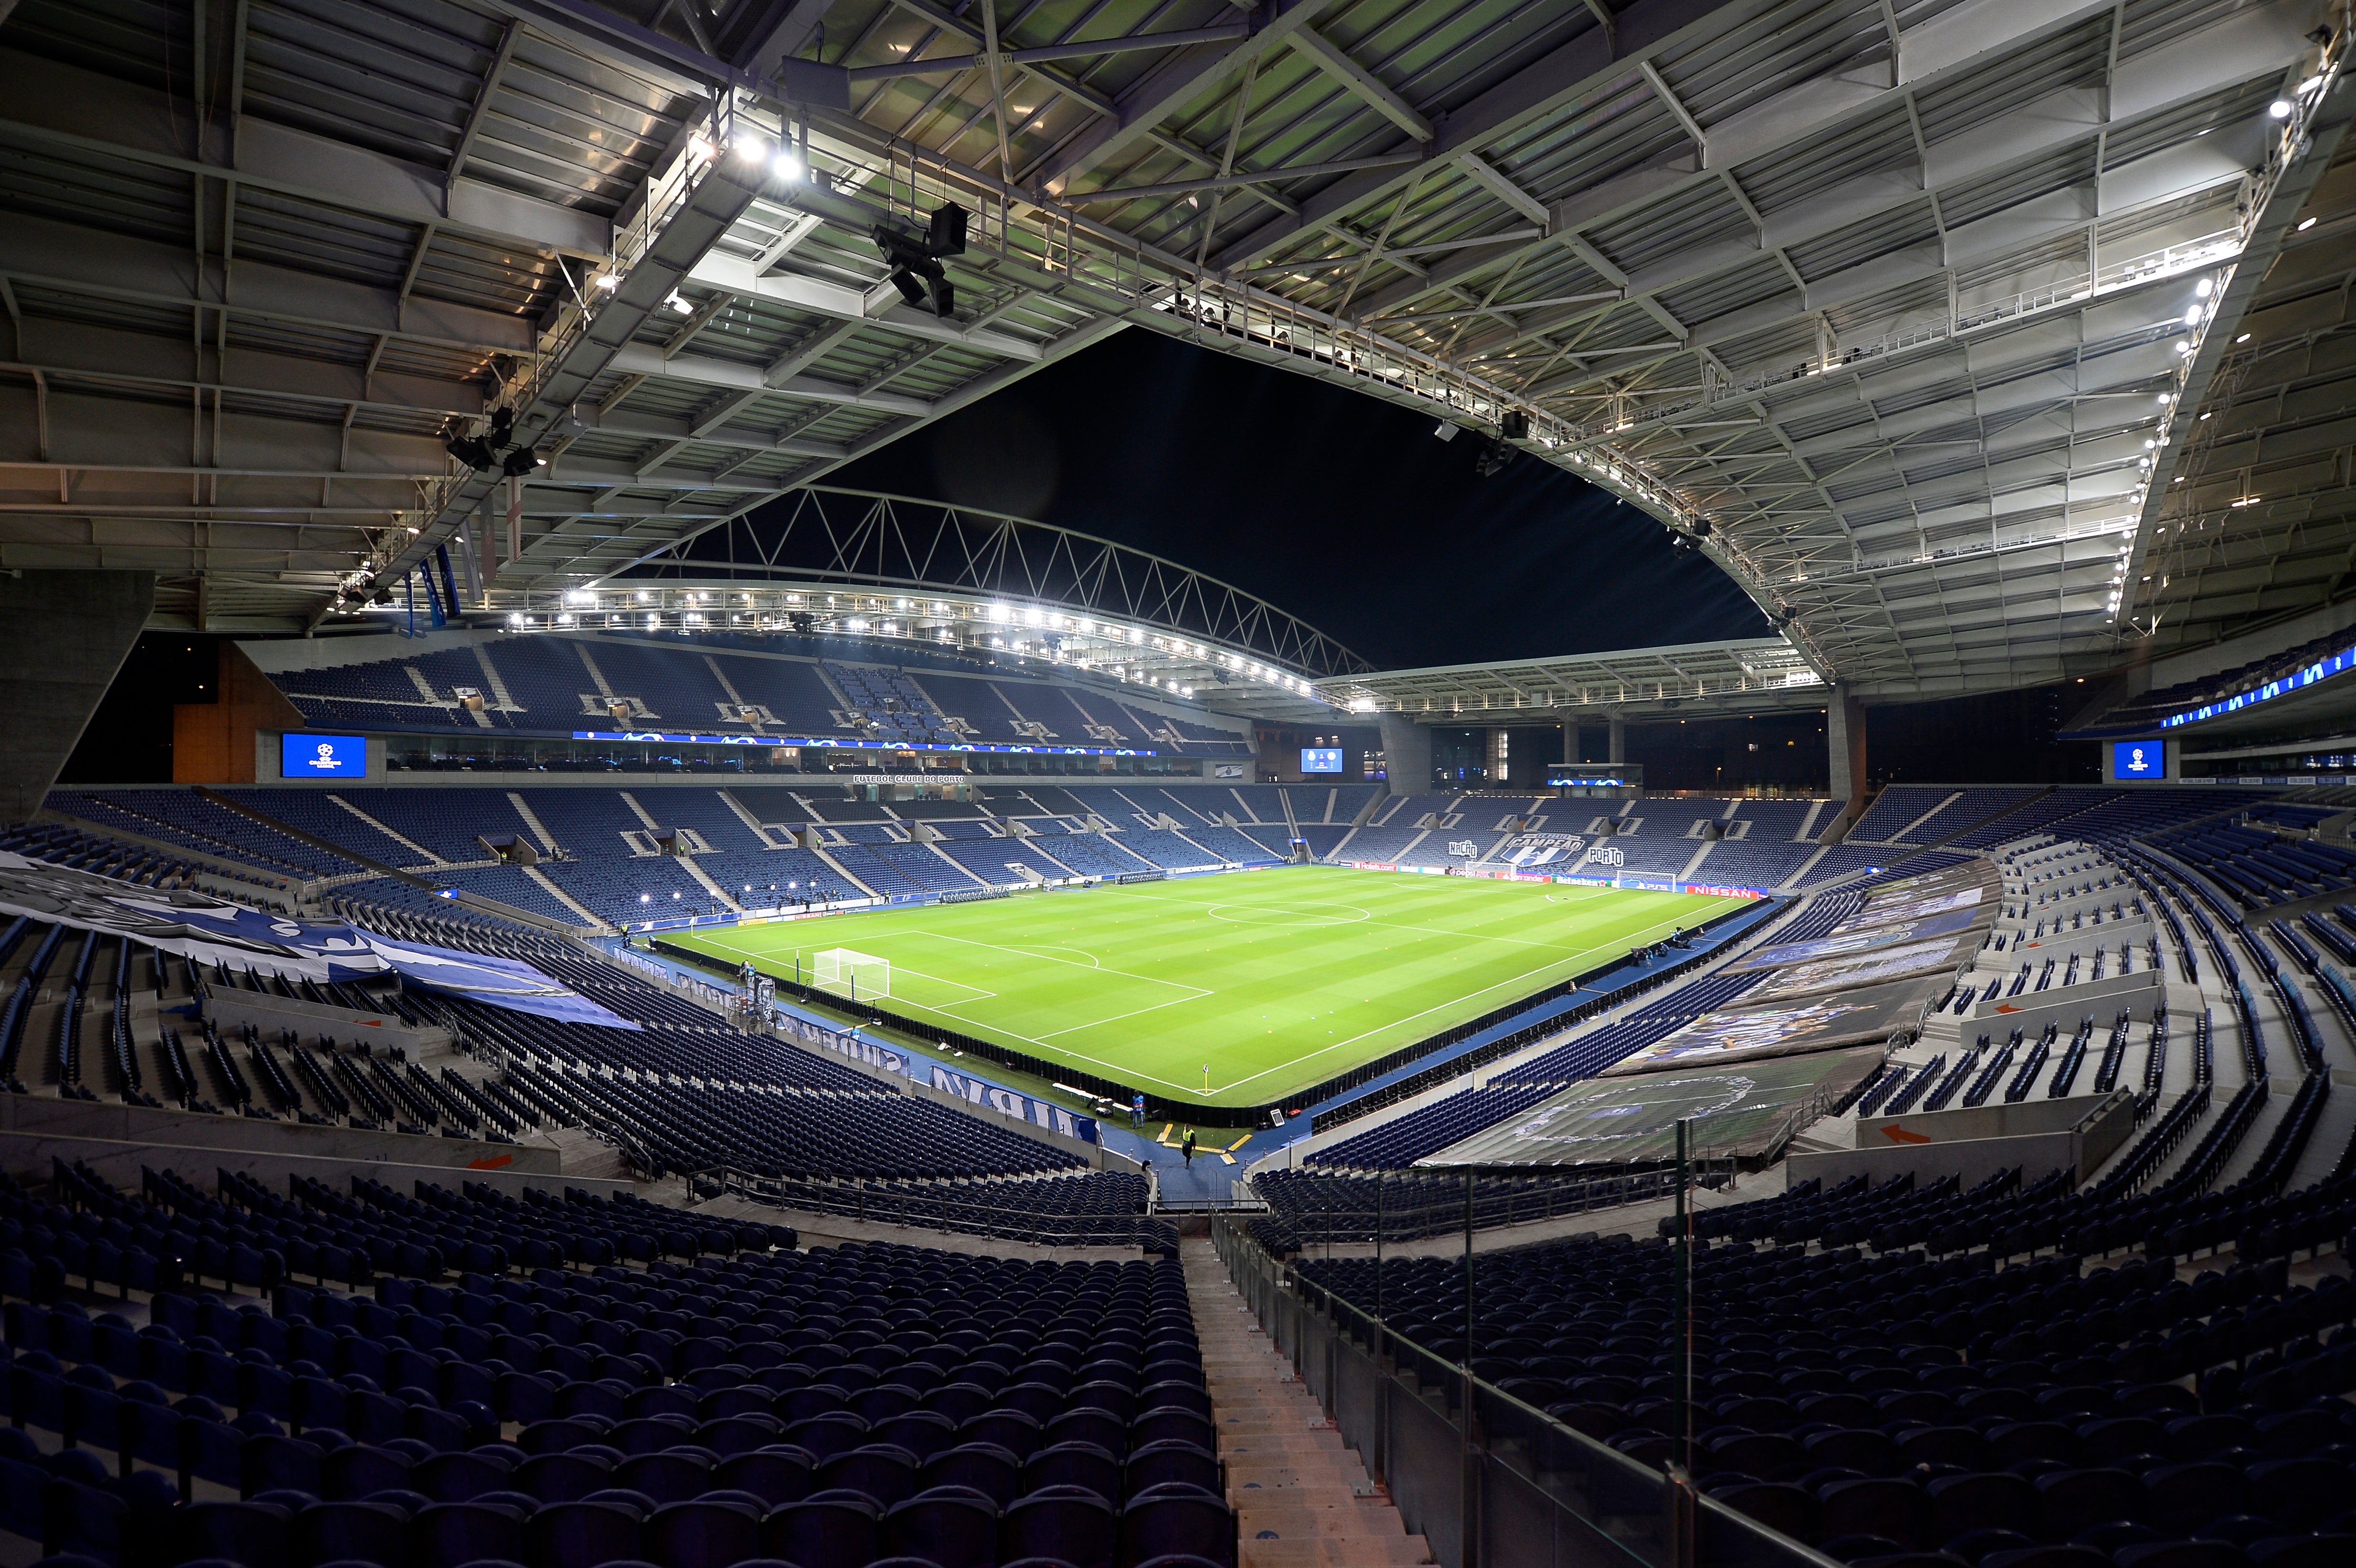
[1181,1238,1435,1568]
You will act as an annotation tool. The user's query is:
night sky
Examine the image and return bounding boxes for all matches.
[817,327,1769,670]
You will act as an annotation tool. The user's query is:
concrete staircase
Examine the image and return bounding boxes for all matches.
[1183,1239,1434,1568]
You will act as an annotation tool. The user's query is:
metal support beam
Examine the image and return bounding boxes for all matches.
[1290,27,1433,142]
[0,47,608,257]
[1638,59,1708,168]
[447,21,522,196]
[1070,152,1425,205]
[849,24,1254,81]
[1028,0,1342,196]
[1454,152,1551,226]
[683,251,1043,358]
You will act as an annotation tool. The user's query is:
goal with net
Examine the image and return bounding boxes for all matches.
[812,948,890,1000]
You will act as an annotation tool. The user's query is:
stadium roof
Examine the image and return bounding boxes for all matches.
[0,0,2348,708]
[1319,635,1826,717]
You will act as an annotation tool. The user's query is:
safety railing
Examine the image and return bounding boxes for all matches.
[402,93,751,550]
[1253,1168,1694,1250]
[1211,1209,1842,1568]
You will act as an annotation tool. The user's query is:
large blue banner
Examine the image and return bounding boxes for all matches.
[361,933,641,1030]
[0,851,637,1029]
[0,850,382,979]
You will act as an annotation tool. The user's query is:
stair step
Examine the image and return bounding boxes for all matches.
[1183,1236,1424,1565]
[1239,1537,1435,1568]
[1234,1506,1407,1539]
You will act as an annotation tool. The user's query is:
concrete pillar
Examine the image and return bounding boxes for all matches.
[1377,713,1430,795]
[0,570,156,819]
[1828,683,1867,802]
[1607,717,1627,763]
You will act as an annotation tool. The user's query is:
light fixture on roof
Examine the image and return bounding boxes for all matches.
[2298,217,2318,231]
[2270,99,2294,118]
[871,204,968,318]
[733,135,768,168]
[2195,278,2213,297]
[595,272,620,291]
[666,293,693,315]
[689,133,717,162]
[772,150,804,182]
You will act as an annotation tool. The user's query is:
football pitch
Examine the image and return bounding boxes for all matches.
[671,866,1738,1107]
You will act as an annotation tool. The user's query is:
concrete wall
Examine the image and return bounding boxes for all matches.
[1854,1088,2127,1149]
[0,569,154,820]
[0,1128,622,1202]
[1828,684,1866,803]
[1377,713,1431,796]
[0,1094,563,1175]
[1790,1131,2078,1190]
[1981,917,2156,966]
[1800,1086,2136,1188]
[1963,969,2162,1034]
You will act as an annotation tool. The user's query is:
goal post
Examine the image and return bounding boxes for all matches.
[813,948,890,1000]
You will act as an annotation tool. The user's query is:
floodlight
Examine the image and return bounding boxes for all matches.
[444,433,499,471]
[871,208,965,318]
[926,202,969,256]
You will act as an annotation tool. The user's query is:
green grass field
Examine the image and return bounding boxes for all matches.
[672,865,1736,1107]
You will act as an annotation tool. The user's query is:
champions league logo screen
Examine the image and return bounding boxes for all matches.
[283,734,365,777]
